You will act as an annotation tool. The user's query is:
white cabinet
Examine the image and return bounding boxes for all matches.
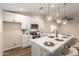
[31,43,41,56]
[21,16,31,29]
[31,42,49,56]
[4,12,23,22]
[15,14,31,29]
[22,35,32,47]
[4,12,45,30]
[4,12,31,29]
[4,12,16,21]
[41,48,50,56]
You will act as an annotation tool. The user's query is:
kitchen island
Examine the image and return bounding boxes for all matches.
[29,34,74,56]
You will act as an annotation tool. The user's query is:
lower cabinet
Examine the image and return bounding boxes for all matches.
[31,43,41,56]
[31,43,49,56]
[22,35,32,47]
[41,48,50,56]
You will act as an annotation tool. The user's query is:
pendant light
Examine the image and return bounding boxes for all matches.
[63,20,67,24]
[46,3,52,21]
[63,3,67,24]
[56,3,62,23]
[39,7,44,14]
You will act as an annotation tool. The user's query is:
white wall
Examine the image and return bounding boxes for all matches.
[0,9,3,56]
[44,21,51,33]
[59,16,79,39]
[44,20,58,33]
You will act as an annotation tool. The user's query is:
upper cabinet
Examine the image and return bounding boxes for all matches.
[4,12,31,29]
[15,14,31,29]
[3,11,45,30]
[4,12,16,22]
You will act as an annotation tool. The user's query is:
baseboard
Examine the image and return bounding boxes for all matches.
[3,44,21,51]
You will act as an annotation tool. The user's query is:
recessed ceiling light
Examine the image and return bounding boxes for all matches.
[20,8,23,11]
[51,4,55,8]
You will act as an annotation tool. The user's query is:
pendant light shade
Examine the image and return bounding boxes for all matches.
[46,3,52,21]
[56,3,62,24]
[39,7,44,14]
[56,13,59,16]
[46,16,52,21]
[63,20,67,24]
[63,3,67,24]
[56,19,62,23]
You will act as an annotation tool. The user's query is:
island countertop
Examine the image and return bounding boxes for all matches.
[29,34,73,53]
[29,34,73,55]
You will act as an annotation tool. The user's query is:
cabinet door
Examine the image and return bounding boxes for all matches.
[4,12,15,21]
[15,14,23,22]
[31,43,41,56]
[22,35,32,47]
[21,16,27,29]
[4,12,31,29]
[22,35,29,47]
[14,14,31,29]
[21,16,31,29]
[41,48,50,56]
[31,43,50,56]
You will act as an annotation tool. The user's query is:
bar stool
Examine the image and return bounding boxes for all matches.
[65,47,78,56]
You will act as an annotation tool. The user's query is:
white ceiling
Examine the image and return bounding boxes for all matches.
[0,3,79,19]
[0,3,63,13]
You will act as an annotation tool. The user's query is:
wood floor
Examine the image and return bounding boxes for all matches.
[3,46,31,56]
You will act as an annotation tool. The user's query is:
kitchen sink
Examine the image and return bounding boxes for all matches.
[55,38,64,41]
[49,36,55,38]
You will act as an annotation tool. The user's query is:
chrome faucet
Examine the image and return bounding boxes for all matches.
[53,30,58,38]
